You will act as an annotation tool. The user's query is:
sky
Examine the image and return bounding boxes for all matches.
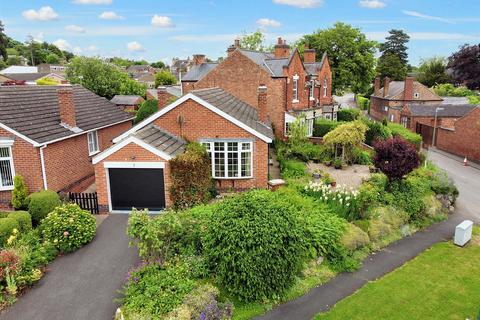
[1,0,479,66]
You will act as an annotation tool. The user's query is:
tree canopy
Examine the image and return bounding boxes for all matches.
[240,30,271,52]
[66,56,146,99]
[324,120,367,163]
[377,29,410,80]
[155,69,177,87]
[0,20,7,61]
[448,44,480,90]
[417,57,451,87]
[300,23,377,94]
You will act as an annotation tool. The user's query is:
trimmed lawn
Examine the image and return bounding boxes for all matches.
[315,227,480,320]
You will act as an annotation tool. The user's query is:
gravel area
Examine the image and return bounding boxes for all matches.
[306,162,371,189]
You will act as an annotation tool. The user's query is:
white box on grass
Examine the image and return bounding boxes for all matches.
[454,220,473,247]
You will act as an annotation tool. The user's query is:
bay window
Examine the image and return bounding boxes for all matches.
[202,141,252,179]
[0,145,15,190]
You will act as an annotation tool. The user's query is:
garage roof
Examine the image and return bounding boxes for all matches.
[134,125,186,157]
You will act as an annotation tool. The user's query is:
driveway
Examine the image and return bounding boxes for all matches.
[1,215,139,320]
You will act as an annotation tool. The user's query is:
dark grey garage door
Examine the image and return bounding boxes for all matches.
[108,168,165,211]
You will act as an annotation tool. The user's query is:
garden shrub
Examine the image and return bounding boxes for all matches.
[371,206,408,229]
[313,118,342,137]
[0,218,19,246]
[337,108,360,122]
[169,142,214,210]
[7,211,32,233]
[168,283,233,320]
[41,204,96,253]
[341,223,370,251]
[280,159,307,179]
[0,249,20,280]
[388,123,422,149]
[373,136,420,181]
[388,179,426,221]
[28,190,61,225]
[13,229,58,274]
[135,99,158,123]
[204,190,306,302]
[422,195,444,217]
[356,95,370,111]
[122,262,197,319]
[352,219,370,233]
[363,119,392,146]
[352,147,372,165]
[368,219,391,241]
[12,175,29,210]
[324,121,368,164]
[432,83,475,97]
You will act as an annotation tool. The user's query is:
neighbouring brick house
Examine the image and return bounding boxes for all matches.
[92,87,274,212]
[181,38,335,138]
[0,85,133,208]
[370,77,443,123]
[146,85,182,102]
[110,95,145,112]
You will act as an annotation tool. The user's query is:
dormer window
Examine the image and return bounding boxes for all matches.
[323,78,328,97]
[292,74,299,103]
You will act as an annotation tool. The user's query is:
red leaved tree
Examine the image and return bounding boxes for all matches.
[373,136,420,181]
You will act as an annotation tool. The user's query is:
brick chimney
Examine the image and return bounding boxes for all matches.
[404,76,414,100]
[227,39,240,57]
[257,85,268,123]
[383,77,390,98]
[157,86,169,110]
[374,77,381,96]
[57,87,76,128]
[304,44,316,63]
[274,37,290,59]
[193,54,205,65]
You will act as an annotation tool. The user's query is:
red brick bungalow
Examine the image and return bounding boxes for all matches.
[181,38,336,138]
[92,87,274,212]
[0,85,133,208]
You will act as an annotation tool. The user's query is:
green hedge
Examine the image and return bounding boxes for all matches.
[356,95,370,111]
[7,211,32,233]
[28,190,62,225]
[313,119,343,137]
[337,109,360,122]
[388,123,422,149]
[0,218,20,246]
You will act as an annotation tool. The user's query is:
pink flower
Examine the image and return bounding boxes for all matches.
[63,231,70,237]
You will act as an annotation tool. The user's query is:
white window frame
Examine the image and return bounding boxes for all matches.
[323,78,328,97]
[87,130,100,156]
[389,114,395,122]
[292,74,299,103]
[201,140,253,179]
[0,142,15,191]
[401,116,409,128]
[306,118,314,137]
[309,80,315,101]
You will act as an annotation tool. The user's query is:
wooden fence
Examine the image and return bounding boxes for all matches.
[68,192,99,214]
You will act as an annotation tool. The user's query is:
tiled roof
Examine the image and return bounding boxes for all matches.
[239,49,292,77]
[110,95,144,105]
[147,86,182,99]
[3,73,50,81]
[406,104,477,117]
[440,97,471,105]
[191,87,274,139]
[182,63,218,81]
[0,85,133,144]
[374,80,443,101]
[134,124,186,157]
[304,52,328,75]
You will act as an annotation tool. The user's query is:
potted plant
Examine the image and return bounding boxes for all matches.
[324,159,332,167]
[333,158,343,170]
[312,168,322,179]
[321,173,335,186]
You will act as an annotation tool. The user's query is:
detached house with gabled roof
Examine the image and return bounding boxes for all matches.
[92,87,274,212]
[181,37,335,138]
[0,85,133,208]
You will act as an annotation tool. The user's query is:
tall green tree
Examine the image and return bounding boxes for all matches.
[300,22,377,94]
[66,56,146,99]
[448,44,480,90]
[377,29,410,80]
[240,30,270,52]
[0,20,7,61]
[417,57,451,87]
[155,69,177,87]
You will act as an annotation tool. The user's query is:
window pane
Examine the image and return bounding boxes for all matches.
[0,159,13,187]
[0,147,10,158]
[214,152,225,177]
[202,142,210,151]
[241,152,251,177]
[241,143,250,151]
[227,142,238,151]
[227,151,238,177]
[214,142,224,151]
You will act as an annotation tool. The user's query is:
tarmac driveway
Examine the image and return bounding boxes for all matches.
[0,214,139,320]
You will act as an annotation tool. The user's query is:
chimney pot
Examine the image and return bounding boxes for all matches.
[257,85,268,123]
[57,87,76,128]
[234,39,240,48]
[274,37,290,59]
[304,47,316,63]
[404,76,414,100]
[157,86,169,110]
[193,54,205,65]
[383,77,390,98]
[374,77,381,96]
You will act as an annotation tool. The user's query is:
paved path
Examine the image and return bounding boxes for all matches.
[1,215,139,320]
[258,150,478,320]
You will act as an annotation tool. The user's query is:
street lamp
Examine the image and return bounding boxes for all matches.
[432,107,444,147]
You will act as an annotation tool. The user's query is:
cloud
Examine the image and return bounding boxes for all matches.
[127,41,144,52]
[169,34,237,42]
[402,10,454,24]
[359,0,386,9]
[53,39,71,51]
[65,25,86,33]
[365,31,480,41]
[22,6,59,21]
[86,45,98,51]
[272,0,323,8]
[33,32,45,43]
[151,15,174,28]
[256,18,282,28]
[72,0,113,4]
[98,11,124,20]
